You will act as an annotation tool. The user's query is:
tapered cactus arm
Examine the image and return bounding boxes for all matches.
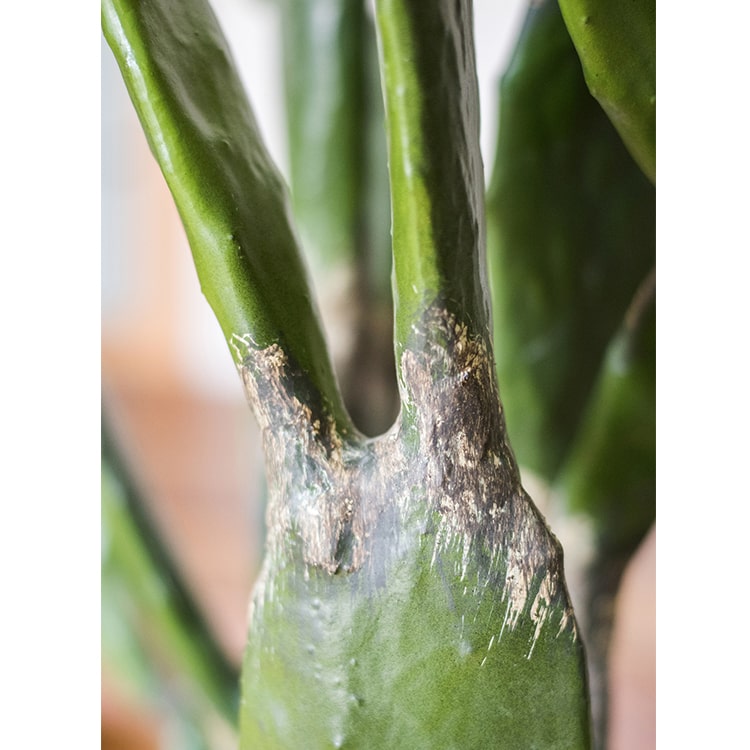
[102,0,352,435]
[373,0,491,372]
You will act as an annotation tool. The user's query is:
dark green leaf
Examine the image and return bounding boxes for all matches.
[486,0,655,479]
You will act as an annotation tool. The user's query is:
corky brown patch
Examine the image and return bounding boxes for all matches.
[237,304,576,646]
[399,307,575,646]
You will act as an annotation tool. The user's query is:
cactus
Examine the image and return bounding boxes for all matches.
[102,0,655,746]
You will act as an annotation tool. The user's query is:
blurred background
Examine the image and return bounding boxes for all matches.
[101,1,654,748]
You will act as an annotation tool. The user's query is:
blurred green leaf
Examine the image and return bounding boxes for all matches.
[102,416,239,734]
[486,0,655,480]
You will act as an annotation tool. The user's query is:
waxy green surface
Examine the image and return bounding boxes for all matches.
[486,0,655,480]
[558,0,655,182]
[242,517,590,749]
[102,0,351,435]
[374,0,491,367]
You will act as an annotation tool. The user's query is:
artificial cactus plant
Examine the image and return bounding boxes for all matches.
[102,0,655,746]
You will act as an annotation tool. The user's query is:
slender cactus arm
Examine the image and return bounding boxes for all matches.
[102,0,352,435]
[374,0,491,373]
